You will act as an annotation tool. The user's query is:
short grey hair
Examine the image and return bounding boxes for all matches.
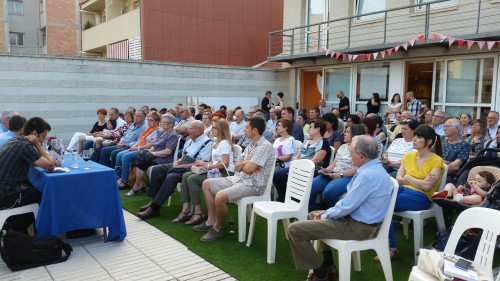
[352,135,378,160]
[434,110,446,118]
[253,112,265,121]
[1,109,17,120]
[191,120,205,131]
[446,117,461,130]
[162,113,176,124]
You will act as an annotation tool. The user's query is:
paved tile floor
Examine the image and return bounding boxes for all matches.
[0,211,235,281]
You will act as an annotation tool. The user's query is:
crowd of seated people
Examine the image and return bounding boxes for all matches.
[3,93,499,279]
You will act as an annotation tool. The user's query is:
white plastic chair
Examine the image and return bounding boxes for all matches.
[329,146,335,163]
[0,203,39,230]
[246,159,315,263]
[394,164,448,259]
[408,207,500,281]
[232,157,276,242]
[317,177,399,281]
[294,140,302,154]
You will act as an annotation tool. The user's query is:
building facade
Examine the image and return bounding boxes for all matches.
[80,0,283,67]
[271,0,500,119]
[0,0,80,55]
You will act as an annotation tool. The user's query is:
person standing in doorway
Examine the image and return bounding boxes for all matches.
[336,90,350,121]
[261,90,273,121]
[406,91,428,121]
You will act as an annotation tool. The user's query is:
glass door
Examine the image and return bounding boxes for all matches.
[306,0,328,53]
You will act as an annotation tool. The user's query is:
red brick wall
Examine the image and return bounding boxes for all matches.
[45,0,79,55]
[0,0,6,52]
[142,0,284,67]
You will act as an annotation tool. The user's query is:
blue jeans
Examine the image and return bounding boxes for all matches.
[389,185,431,249]
[110,147,128,167]
[309,175,353,211]
[119,151,139,183]
[82,140,94,150]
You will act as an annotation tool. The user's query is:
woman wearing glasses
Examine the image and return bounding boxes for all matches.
[116,111,161,190]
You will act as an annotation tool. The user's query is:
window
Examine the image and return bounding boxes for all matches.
[446,58,493,104]
[9,32,24,46]
[356,62,390,112]
[325,67,351,104]
[418,0,456,9]
[306,0,328,52]
[356,0,385,20]
[7,0,23,15]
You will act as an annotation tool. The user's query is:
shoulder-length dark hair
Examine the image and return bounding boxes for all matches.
[391,93,400,103]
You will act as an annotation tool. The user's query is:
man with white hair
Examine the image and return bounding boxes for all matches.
[486,111,499,139]
[0,110,17,133]
[442,117,470,181]
[174,105,195,138]
[431,110,446,136]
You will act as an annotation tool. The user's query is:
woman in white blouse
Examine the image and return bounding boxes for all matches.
[385,93,403,124]
[381,118,418,177]
[273,118,296,169]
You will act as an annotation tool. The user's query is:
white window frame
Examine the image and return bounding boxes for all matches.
[7,0,23,15]
[305,0,329,52]
[9,32,24,47]
[417,0,457,9]
[355,0,386,20]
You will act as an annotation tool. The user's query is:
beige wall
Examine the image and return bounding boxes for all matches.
[82,8,140,52]
[0,0,6,52]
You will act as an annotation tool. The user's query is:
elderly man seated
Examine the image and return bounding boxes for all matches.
[0,115,27,147]
[137,120,212,219]
[193,117,275,242]
[287,136,393,281]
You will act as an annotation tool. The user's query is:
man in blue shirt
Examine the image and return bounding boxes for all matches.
[0,115,26,147]
[0,109,17,133]
[138,120,212,220]
[281,106,304,142]
[288,136,393,281]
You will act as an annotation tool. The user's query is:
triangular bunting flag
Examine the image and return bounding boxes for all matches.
[320,47,326,54]
[387,48,393,56]
[367,54,372,61]
[352,55,358,61]
[373,52,379,60]
[448,38,455,47]
[409,39,416,47]
[330,52,335,58]
[487,41,496,50]
[477,41,485,49]
[432,33,439,40]
[342,54,347,60]
[359,54,365,61]
[440,35,447,42]
[348,54,353,61]
[457,39,464,48]
[395,45,400,52]
[402,43,408,51]
[335,52,341,59]
[381,50,386,58]
[325,49,331,56]
[467,40,474,49]
[418,35,425,43]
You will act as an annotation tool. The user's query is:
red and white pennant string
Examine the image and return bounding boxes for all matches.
[320,32,498,62]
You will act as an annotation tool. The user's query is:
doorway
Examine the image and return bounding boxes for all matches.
[300,70,322,110]
[405,62,434,109]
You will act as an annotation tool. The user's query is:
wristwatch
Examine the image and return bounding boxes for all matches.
[340,172,344,178]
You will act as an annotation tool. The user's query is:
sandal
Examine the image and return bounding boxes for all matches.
[185,213,206,225]
[118,182,129,190]
[171,211,191,223]
[374,248,398,262]
[125,189,142,197]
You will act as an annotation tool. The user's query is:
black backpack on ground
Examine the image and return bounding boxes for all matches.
[0,230,72,271]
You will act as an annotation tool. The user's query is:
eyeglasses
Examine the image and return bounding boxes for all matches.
[433,115,445,118]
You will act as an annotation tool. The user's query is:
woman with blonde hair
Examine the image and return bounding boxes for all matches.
[175,118,235,225]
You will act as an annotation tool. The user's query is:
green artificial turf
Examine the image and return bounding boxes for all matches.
[120,190,440,281]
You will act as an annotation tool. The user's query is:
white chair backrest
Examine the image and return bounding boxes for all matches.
[329,146,335,164]
[377,177,400,238]
[437,164,448,192]
[283,159,315,209]
[173,137,182,161]
[233,144,243,160]
[294,140,302,154]
[443,208,500,275]
[261,157,277,199]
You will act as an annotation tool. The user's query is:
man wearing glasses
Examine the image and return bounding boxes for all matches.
[486,111,499,139]
[174,105,195,138]
[431,110,446,136]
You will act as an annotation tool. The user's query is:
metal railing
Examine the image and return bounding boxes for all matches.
[269,0,496,60]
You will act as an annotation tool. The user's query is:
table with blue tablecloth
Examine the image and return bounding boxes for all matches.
[28,156,127,241]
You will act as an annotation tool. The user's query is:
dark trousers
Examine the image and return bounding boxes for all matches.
[147,163,186,208]
[0,186,42,232]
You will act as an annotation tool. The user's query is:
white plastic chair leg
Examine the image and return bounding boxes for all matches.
[246,211,256,247]
[375,246,393,281]
[413,218,425,258]
[282,218,290,240]
[238,202,247,242]
[402,217,411,238]
[434,206,446,232]
[267,218,277,264]
[337,247,352,281]
[353,251,361,272]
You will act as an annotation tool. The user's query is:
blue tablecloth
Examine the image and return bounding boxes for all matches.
[28,156,127,241]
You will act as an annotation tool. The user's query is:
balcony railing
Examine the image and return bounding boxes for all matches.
[269,0,500,61]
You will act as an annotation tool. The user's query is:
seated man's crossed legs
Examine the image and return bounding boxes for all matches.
[194,177,259,242]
